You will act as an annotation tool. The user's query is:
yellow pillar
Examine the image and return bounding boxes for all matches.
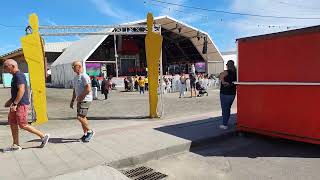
[21,14,48,125]
[145,13,163,118]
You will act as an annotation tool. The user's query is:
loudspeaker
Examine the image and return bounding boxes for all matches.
[202,36,208,54]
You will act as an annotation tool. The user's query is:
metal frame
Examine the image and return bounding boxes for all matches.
[39,23,162,77]
[39,25,161,36]
[86,60,116,63]
[36,23,165,117]
[113,34,119,77]
[236,82,320,86]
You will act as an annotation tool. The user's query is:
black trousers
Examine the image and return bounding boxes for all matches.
[102,89,109,99]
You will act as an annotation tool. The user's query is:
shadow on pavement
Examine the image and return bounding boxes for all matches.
[155,114,236,146]
[49,116,150,121]
[0,121,8,126]
[155,114,320,158]
[191,132,320,158]
[28,138,80,144]
[22,146,42,150]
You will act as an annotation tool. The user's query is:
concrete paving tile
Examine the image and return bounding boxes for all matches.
[31,145,70,177]
[48,143,89,171]
[13,149,50,180]
[0,152,25,180]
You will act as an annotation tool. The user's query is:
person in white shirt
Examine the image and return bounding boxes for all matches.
[166,78,172,93]
[70,61,95,142]
[179,73,187,98]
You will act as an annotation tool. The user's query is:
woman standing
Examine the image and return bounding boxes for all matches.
[179,73,187,98]
[124,77,129,91]
[219,60,237,129]
[134,75,139,91]
[101,77,109,100]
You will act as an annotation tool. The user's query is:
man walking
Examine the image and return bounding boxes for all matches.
[70,61,95,142]
[3,59,50,151]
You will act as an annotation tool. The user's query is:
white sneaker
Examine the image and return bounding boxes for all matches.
[3,144,22,152]
[40,134,50,148]
[219,125,228,130]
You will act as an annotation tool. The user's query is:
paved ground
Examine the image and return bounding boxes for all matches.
[51,165,131,180]
[0,87,230,145]
[2,87,319,180]
[140,133,320,180]
[0,87,237,180]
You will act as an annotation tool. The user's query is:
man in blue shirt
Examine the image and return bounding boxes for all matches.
[3,59,50,151]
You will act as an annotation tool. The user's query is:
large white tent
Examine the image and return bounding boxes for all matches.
[51,16,223,88]
[51,29,112,88]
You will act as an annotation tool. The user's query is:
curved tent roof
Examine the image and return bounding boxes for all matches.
[51,16,223,67]
[51,28,112,66]
[152,16,223,62]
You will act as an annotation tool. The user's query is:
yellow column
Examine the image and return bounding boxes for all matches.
[21,14,48,125]
[145,13,163,118]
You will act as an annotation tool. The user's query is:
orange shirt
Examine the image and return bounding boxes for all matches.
[138,79,145,87]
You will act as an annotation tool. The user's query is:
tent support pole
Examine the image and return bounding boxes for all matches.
[114,34,119,77]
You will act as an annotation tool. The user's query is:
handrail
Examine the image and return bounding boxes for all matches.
[236,82,320,86]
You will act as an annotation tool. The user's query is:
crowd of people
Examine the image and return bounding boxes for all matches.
[90,76,113,100]
[123,76,149,94]
[159,73,217,98]
[121,73,219,98]
[2,58,237,152]
[88,65,236,131]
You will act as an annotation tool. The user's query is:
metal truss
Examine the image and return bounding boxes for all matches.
[38,24,161,36]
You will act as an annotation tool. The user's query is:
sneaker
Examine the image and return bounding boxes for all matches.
[84,130,95,142]
[3,144,22,152]
[219,125,228,130]
[40,134,50,148]
[80,134,86,142]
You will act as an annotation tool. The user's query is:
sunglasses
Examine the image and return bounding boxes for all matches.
[72,65,81,68]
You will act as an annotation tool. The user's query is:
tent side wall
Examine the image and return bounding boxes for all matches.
[51,63,74,88]
[207,61,223,75]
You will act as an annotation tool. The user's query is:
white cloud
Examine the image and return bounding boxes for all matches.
[0,44,19,55]
[158,0,185,16]
[228,0,320,38]
[90,0,138,22]
[210,0,320,51]
[44,18,72,42]
[90,0,118,18]
[45,18,57,26]
[150,0,208,24]
[180,14,206,24]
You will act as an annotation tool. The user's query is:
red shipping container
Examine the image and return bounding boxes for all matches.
[237,26,320,144]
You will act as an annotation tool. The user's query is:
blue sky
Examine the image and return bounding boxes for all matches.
[1,0,320,55]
